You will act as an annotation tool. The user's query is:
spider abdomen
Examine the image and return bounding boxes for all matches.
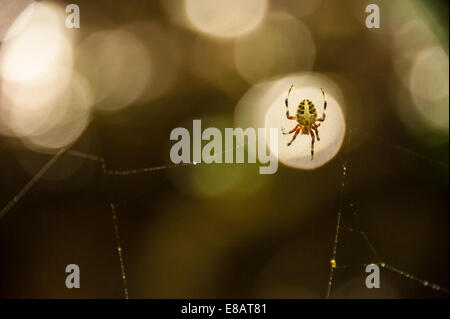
[296,99,317,125]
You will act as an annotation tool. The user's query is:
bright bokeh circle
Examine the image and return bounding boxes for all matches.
[184,0,268,39]
[235,73,346,170]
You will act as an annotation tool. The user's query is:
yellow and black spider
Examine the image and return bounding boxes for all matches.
[282,85,327,160]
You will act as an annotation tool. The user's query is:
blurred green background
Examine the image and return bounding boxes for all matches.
[0,0,448,298]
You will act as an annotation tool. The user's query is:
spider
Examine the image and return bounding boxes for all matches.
[282,85,327,160]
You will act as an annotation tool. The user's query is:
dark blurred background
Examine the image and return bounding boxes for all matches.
[0,0,448,298]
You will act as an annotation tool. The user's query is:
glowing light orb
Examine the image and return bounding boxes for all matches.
[409,46,449,129]
[185,0,268,39]
[0,2,89,151]
[77,30,152,112]
[234,13,315,84]
[0,2,72,82]
[235,73,346,170]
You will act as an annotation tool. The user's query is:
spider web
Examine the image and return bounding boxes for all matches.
[0,124,448,298]
[326,128,449,298]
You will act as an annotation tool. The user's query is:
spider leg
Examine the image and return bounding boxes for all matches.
[282,124,300,135]
[285,85,296,120]
[313,126,320,141]
[310,130,315,160]
[287,128,300,146]
[316,88,327,122]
